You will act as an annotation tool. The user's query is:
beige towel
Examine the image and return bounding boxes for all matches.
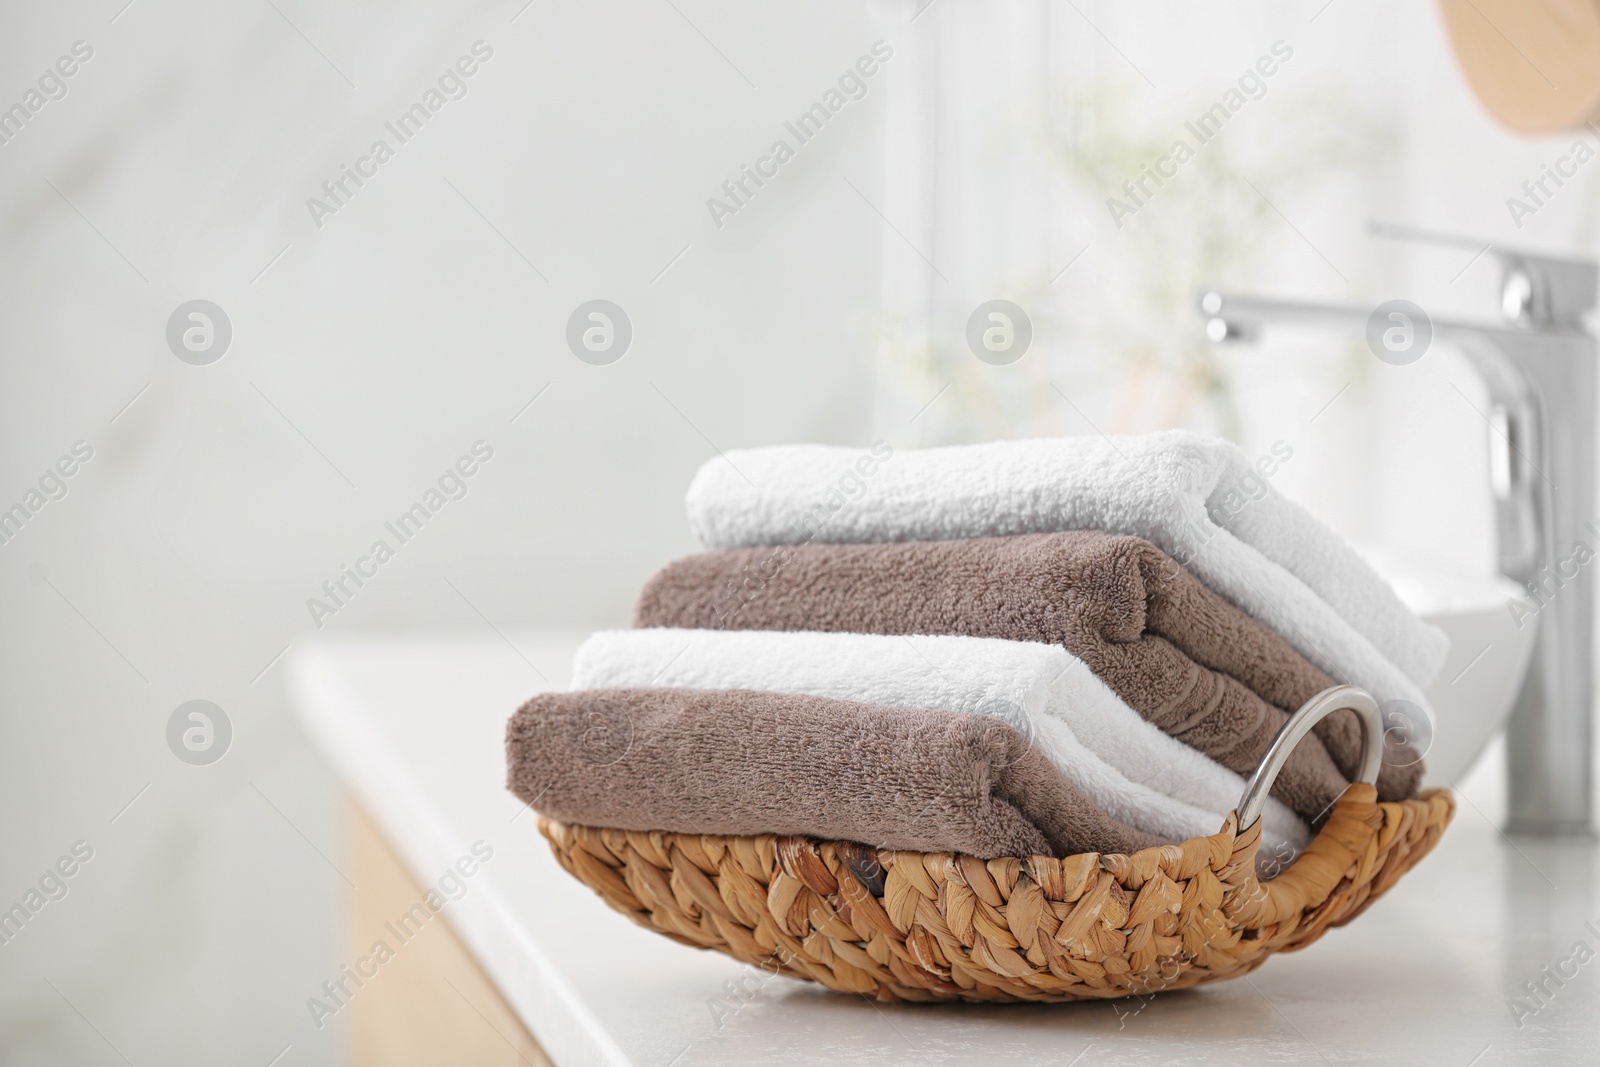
[635,531,1422,823]
[506,687,1166,859]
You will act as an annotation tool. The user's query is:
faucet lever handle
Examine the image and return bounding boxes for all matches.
[1370,220,1598,328]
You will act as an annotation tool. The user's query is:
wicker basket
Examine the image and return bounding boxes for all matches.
[538,685,1454,1002]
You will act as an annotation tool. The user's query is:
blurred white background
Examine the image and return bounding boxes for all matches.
[2,0,1596,1063]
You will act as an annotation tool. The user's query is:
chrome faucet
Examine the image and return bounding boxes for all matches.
[1197,224,1598,836]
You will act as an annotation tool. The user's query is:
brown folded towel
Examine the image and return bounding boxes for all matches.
[506,687,1166,859]
[635,532,1423,822]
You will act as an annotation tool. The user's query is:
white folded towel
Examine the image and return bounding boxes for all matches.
[571,627,1312,855]
[684,431,1448,727]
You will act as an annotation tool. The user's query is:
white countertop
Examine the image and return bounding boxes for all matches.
[288,631,1600,1067]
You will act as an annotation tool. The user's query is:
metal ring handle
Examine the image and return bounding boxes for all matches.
[1235,684,1383,832]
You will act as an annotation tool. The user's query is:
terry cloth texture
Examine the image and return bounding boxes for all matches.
[634,532,1424,823]
[571,627,1311,853]
[505,687,1166,860]
[683,431,1448,729]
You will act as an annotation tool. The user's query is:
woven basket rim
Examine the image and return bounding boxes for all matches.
[537,786,1454,1003]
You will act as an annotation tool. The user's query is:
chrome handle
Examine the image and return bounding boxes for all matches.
[1235,685,1383,832]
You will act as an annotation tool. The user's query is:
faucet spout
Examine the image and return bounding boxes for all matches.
[1197,235,1597,836]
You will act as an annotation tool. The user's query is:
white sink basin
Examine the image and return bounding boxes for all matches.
[1357,547,1537,787]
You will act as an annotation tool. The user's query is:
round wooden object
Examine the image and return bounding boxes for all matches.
[1439,0,1600,133]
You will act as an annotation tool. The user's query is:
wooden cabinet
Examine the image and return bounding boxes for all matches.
[345,799,552,1067]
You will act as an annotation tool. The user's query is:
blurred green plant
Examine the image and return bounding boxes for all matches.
[870,77,1389,444]
[1051,81,1384,438]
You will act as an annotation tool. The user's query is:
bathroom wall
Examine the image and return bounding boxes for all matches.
[0,1,883,1062]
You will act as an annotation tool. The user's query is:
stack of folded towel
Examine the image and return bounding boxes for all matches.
[507,430,1448,864]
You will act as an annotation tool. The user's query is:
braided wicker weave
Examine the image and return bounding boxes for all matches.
[537,687,1454,1002]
